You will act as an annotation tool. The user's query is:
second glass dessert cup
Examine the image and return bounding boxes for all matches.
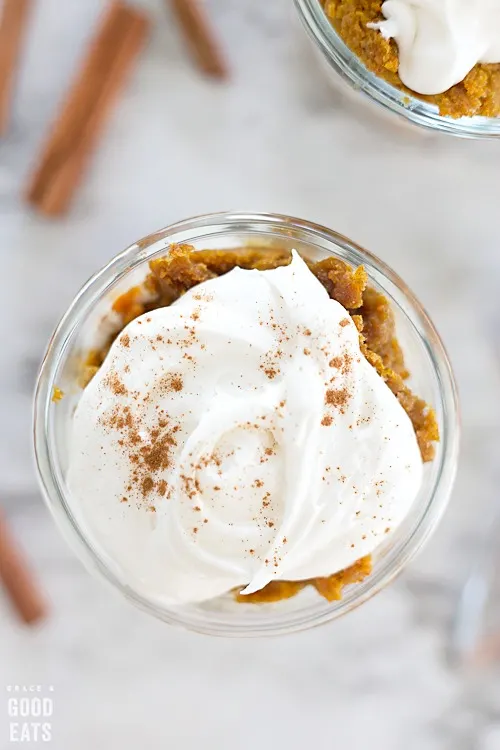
[294,0,500,140]
[34,212,459,636]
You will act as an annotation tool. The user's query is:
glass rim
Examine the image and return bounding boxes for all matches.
[33,211,460,636]
[294,0,500,140]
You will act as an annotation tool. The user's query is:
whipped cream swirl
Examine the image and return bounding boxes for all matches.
[369,0,500,95]
[67,252,423,605]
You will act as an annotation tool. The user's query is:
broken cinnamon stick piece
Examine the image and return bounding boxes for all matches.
[0,509,47,625]
[26,0,149,216]
[169,0,227,79]
[0,0,33,135]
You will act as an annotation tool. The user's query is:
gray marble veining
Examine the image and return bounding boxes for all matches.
[1,1,500,748]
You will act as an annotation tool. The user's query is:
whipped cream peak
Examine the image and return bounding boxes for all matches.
[67,252,423,605]
[368,0,500,95]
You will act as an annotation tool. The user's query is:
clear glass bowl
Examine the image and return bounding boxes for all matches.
[294,0,500,139]
[34,212,459,636]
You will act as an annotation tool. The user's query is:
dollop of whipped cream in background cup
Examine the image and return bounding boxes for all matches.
[368,0,500,95]
[66,252,423,606]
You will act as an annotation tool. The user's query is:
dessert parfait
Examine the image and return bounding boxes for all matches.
[34,213,458,635]
[295,0,500,136]
[323,0,500,118]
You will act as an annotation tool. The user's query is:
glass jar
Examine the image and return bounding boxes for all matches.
[34,212,459,636]
[294,0,500,140]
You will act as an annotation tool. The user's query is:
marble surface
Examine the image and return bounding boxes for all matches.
[2,0,500,747]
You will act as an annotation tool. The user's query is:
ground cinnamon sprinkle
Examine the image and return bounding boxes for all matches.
[161,373,183,392]
[141,476,154,496]
[261,367,278,380]
[86,243,439,605]
[100,397,178,504]
[343,353,353,374]
[325,387,350,409]
[106,371,127,396]
[139,431,176,473]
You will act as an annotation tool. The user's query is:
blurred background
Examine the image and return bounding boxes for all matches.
[2,0,500,748]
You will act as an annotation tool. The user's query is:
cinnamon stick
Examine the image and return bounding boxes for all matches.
[0,0,33,135]
[0,509,46,625]
[26,0,149,216]
[169,0,227,79]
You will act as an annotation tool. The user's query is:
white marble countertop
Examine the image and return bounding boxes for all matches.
[2,1,500,748]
